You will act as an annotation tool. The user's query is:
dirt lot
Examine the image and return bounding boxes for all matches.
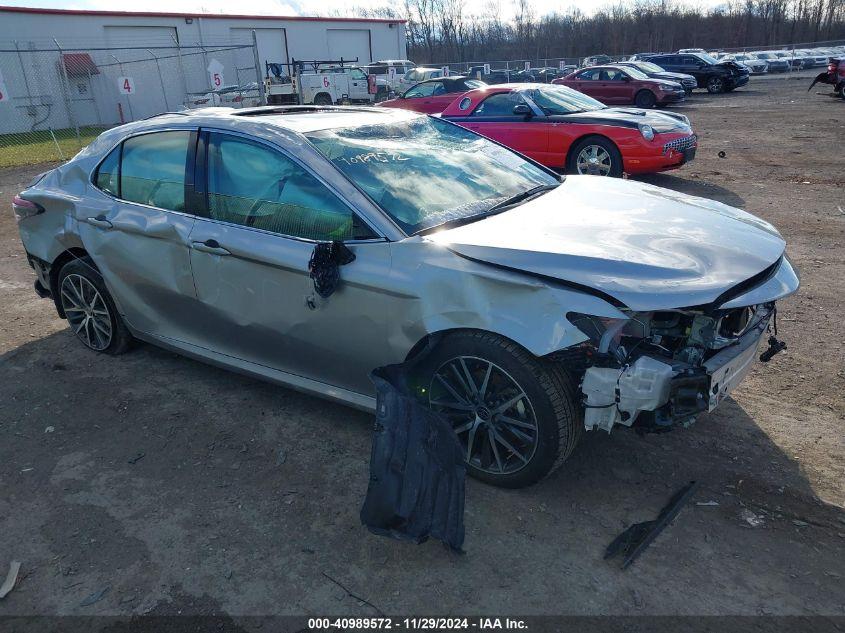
[0,72,843,623]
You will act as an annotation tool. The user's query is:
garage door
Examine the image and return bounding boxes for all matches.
[104,26,179,49]
[327,29,371,64]
[231,27,287,71]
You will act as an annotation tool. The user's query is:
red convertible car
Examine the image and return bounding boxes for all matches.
[440,84,697,177]
[552,65,686,108]
[377,76,487,114]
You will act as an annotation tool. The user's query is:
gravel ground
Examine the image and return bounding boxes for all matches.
[0,71,843,622]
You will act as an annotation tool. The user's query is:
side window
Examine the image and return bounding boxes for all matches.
[95,144,120,197]
[120,131,190,212]
[431,82,447,96]
[405,83,436,98]
[473,92,523,116]
[350,68,367,80]
[683,56,700,65]
[577,69,599,80]
[206,133,366,241]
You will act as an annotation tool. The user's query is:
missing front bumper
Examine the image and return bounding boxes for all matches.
[581,314,770,432]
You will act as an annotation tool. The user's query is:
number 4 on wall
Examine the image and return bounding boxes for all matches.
[117,76,136,95]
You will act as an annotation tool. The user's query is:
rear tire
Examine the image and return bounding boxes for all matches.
[57,258,132,355]
[416,331,582,488]
[634,89,657,108]
[313,93,333,106]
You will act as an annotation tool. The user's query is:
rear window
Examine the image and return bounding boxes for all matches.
[120,131,190,212]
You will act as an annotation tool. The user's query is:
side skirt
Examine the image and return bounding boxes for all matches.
[128,327,378,413]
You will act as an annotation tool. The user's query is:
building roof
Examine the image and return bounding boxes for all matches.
[0,5,406,23]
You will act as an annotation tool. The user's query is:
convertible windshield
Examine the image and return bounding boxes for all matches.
[306,116,558,234]
[525,85,605,115]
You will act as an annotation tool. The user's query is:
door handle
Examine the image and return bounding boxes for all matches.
[86,215,113,229]
[191,239,231,256]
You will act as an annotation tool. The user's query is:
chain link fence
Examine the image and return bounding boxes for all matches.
[0,39,264,167]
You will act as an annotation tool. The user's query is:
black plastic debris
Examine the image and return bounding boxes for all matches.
[308,241,356,299]
[605,480,699,569]
[360,364,466,552]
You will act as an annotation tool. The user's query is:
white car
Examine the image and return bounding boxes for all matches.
[398,67,445,90]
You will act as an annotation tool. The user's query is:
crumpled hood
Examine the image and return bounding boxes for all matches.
[430,177,786,311]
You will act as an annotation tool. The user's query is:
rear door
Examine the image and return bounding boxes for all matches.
[80,129,201,343]
[186,129,391,395]
[602,68,634,103]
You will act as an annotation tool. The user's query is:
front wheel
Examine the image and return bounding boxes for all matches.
[634,89,657,108]
[418,331,582,488]
[567,136,624,178]
[706,76,726,93]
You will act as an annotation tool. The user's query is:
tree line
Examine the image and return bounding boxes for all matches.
[353,0,845,64]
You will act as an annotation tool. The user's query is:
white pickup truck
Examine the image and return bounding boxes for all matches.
[265,65,385,105]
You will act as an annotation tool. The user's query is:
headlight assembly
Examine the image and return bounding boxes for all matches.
[639,124,655,141]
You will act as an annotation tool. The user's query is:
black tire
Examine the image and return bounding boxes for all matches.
[313,93,333,106]
[634,89,657,108]
[57,257,132,355]
[567,135,624,178]
[837,83,845,100]
[706,75,726,93]
[416,331,583,488]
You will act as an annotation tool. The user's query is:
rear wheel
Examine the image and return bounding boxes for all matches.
[567,136,624,177]
[417,331,582,488]
[313,93,333,106]
[634,89,657,108]
[57,258,132,355]
[706,75,726,93]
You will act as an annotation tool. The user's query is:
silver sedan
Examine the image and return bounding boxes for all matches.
[14,106,798,487]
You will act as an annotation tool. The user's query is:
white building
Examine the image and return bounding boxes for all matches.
[0,6,407,132]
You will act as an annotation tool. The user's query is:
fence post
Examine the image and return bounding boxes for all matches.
[110,54,134,121]
[251,31,267,106]
[54,39,80,140]
[171,34,190,102]
[147,49,170,111]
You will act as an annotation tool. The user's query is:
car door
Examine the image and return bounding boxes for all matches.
[456,92,549,164]
[80,129,200,343]
[186,129,390,395]
[602,68,633,103]
[401,81,439,112]
[570,68,603,100]
[347,67,370,100]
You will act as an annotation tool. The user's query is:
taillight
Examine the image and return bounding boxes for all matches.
[12,195,44,222]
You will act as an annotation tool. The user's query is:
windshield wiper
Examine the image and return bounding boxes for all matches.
[486,183,558,213]
[416,184,558,235]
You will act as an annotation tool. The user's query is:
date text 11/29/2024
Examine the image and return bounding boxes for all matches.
[308,617,528,630]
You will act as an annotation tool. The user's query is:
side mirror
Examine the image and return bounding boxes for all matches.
[513,103,532,117]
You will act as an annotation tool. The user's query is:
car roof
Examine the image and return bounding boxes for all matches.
[141,105,421,134]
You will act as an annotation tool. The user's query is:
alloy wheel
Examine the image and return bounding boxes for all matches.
[576,145,613,176]
[60,273,113,351]
[429,356,539,475]
[708,77,724,92]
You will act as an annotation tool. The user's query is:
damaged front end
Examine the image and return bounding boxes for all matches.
[571,301,782,433]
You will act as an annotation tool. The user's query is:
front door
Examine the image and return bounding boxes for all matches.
[186,130,390,395]
[79,129,200,343]
[455,92,549,164]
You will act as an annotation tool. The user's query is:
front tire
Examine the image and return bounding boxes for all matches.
[57,258,132,355]
[634,89,657,108]
[706,75,726,93]
[417,331,582,488]
[567,136,624,177]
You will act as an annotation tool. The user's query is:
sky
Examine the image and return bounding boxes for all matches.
[0,0,727,21]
